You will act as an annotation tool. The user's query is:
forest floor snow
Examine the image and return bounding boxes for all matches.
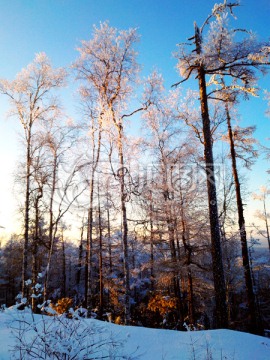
[0,309,269,359]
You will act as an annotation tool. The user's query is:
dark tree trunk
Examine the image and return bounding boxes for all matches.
[179,185,195,325]
[77,220,84,286]
[167,202,184,324]
[98,184,104,317]
[263,197,270,253]
[62,229,66,298]
[31,189,42,312]
[117,123,130,324]
[225,102,260,333]
[85,118,102,312]
[149,190,154,288]
[195,24,228,329]
[187,271,195,325]
[44,154,57,300]
[22,133,31,298]
[107,205,112,275]
[85,179,94,311]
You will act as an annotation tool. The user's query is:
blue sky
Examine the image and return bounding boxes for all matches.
[0,0,269,236]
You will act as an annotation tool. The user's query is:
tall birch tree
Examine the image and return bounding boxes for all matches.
[0,53,66,297]
[74,22,141,323]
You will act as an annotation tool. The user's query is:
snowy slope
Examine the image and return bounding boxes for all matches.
[98,322,270,360]
[0,310,269,360]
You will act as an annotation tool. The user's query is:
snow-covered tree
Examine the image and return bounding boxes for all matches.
[253,186,270,252]
[0,53,66,297]
[173,0,270,330]
[74,22,142,323]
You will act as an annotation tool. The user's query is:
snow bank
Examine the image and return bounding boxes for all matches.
[0,310,269,359]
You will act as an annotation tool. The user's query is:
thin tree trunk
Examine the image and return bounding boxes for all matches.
[117,122,130,324]
[225,102,260,333]
[149,190,154,288]
[179,185,195,325]
[31,190,42,312]
[22,134,31,298]
[222,229,233,324]
[168,222,181,307]
[77,220,84,286]
[263,197,270,252]
[107,204,112,275]
[84,209,90,307]
[98,183,104,317]
[106,197,113,308]
[166,199,184,323]
[43,155,57,300]
[195,24,228,328]
[85,117,102,312]
[85,179,94,310]
[61,228,66,298]
[187,271,195,325]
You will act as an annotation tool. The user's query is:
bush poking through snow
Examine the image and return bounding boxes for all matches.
[7,307,137,359]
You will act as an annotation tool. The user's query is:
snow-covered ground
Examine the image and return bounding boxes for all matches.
[0,309,269,359]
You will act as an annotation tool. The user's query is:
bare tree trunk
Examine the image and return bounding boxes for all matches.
[195,25,228,329]
[107,204,112,275]
[77,220,84,286]
[31,189,42,312]
[149,190,154,288]
[44,155,57,300]
[225,102,260,333]
[166,199,184,324]
[61,228,66,298]
[85,117,102,312]
[187,271,195,325]
[117,123,130,324]
[98,184,104,317]
[179,185,195,325]
[22,135,31,298]
[263,197,270,253]
[222,230,233,325]
[85,179,94,311]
